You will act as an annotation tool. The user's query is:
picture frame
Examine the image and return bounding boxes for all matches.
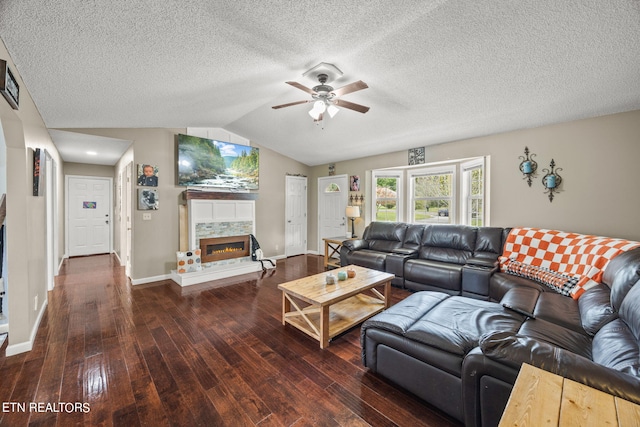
[0,59,19,110]
[408,147,425,165]
[138,188,159,210]
[137,163,158,187]
[350,175,360,191]
[33,148,45,196]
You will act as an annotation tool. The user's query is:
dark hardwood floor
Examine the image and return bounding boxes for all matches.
[0,254,461,426]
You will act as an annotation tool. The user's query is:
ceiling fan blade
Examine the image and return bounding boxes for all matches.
[334,99,370,114]
[314,112,324,123]
[286,81,316,95]
[272,100,311,109]
[331,80,368,97]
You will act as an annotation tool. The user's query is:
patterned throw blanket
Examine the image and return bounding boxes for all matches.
[499,227,640,299]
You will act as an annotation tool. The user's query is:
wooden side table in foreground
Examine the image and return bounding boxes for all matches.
[277,265,393,349]
[499,363,640,426]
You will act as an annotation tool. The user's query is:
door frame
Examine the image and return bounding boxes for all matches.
[285,175,308,257]
[65,175,114,257]
[125,162,133,277]
[317,174,348,254]
[45,151,58,290]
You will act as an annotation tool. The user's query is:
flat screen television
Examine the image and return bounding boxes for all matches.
[177,134,259,190]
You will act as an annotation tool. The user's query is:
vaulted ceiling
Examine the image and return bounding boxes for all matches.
[1,1,639,166]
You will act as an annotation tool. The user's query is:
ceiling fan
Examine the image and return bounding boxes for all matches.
[272,73,370,121]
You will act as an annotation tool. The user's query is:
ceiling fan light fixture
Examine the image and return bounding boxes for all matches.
[309,100,326,120]
[308,109,321,120]
[327,104,339,118]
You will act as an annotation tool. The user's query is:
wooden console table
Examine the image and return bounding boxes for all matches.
[499,363,640,426]
[322,236,355,269]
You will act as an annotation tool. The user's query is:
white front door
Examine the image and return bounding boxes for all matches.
[285,175,307,257]
[67,176,112,257]
[317,175,348,254]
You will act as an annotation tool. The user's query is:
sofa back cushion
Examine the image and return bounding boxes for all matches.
[403,224,425,251]
[605,247,640,311]
[578,285,617,336]
[419,225,476,265]
[474,227,508,260]
[363,222,407,253]
[592,281,640,376]
[619,277,640,343]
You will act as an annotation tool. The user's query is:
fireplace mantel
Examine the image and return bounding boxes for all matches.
[182,190,258,201]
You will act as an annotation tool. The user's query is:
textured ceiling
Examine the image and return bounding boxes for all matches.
[1,0,639,166]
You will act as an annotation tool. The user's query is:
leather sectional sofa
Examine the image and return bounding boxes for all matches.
[340,222,640,426]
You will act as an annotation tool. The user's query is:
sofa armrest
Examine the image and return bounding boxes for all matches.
[341,239,369,251]
[479,331,640,405]
[462,260,498,299]
[465,256,498,269]
[392,248,418,256]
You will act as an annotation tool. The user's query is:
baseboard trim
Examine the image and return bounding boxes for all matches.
[5,296,48,356]
[131,274,172,286]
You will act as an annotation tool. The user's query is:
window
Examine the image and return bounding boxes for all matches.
[372,172,402,222]
[325,183,340,192]
[462,159,485,226]
[409,166,454,224]
[371,156,486,226]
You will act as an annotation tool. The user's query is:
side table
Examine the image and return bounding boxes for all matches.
[322,236,355,269]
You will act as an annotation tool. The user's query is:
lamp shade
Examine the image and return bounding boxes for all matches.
[346,206,360,218]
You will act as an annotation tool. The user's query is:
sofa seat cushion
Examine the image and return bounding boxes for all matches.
[517,318,593,359]
[362,291,523,378]
[592,318,640,376]
[348,249,388,271]
[362,291,449,336]
[406,296,524,356]
[405,259,464,293]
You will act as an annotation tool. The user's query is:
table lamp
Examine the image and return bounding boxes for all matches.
[346,206,360,238]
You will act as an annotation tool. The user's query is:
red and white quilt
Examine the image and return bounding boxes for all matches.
[499,227,640,299]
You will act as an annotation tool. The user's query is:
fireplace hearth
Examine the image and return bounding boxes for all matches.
[200,235,250,263]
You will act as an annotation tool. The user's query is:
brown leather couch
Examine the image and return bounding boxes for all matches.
[345,222,640,426]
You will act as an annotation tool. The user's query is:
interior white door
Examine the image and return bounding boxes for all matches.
[285,175,307,257]
[317,175,348,254]
[67,176,112,256]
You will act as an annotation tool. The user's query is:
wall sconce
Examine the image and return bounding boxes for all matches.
[518,146,538,186]
[346,206,361,238]
[542,159,562,202]
[349,193,364,206]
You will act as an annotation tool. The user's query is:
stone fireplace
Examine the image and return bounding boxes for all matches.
[171,191,264,287]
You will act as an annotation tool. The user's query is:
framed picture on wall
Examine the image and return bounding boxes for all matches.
[350,175,360,191]
[137,164,158,186]
[0,59,19,110]
[408,147,425,165]
[138,188,159,210]
[33,148,45,196]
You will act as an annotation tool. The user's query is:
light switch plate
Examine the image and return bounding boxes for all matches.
[143,213,151,220]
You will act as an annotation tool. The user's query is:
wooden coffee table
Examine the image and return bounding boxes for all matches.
[278,265,393,348]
